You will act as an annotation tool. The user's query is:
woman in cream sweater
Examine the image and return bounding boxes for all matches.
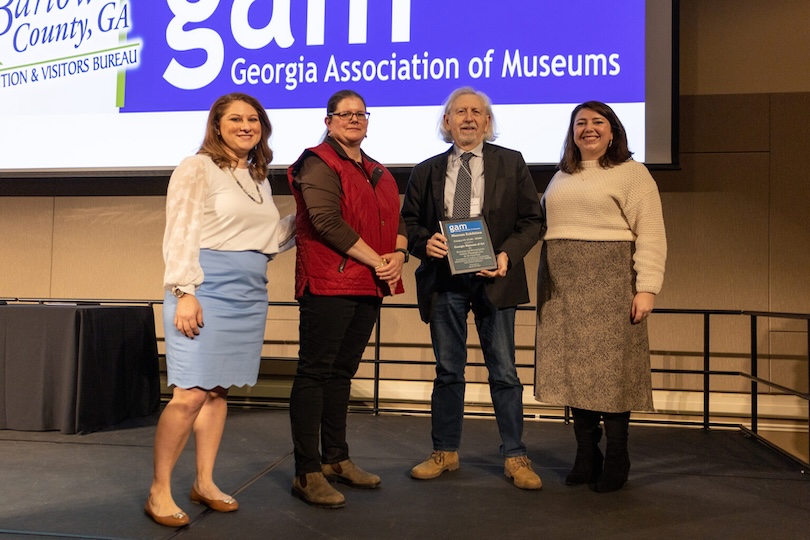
[535,101,666,492]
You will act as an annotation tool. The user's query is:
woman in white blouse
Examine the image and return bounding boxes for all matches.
[145,93,292,527]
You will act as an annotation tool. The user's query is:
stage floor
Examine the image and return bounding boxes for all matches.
[1,407,808,539]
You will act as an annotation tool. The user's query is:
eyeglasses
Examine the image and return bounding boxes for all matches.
[328,111,371,121]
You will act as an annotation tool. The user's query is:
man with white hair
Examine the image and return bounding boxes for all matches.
[402,87,543,490]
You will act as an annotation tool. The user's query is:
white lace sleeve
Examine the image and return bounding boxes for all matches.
[162,155,210,292]
[277,213,297,253]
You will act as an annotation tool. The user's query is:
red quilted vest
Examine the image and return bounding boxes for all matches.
[288,141,404,299]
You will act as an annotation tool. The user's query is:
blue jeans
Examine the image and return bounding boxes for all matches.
[429,275,526,457]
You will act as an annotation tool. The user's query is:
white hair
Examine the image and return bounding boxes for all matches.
[437,87,498,143]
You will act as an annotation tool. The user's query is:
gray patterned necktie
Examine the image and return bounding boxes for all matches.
[452,152,474,219]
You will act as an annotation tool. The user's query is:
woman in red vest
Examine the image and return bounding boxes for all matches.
[287,89,408,508]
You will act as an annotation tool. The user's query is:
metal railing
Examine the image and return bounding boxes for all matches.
[2,297,808,469]
[741,310,810,468]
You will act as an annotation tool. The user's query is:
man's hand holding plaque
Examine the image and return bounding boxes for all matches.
[438,217,499,275]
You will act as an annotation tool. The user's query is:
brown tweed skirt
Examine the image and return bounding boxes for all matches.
[534,240,654,413]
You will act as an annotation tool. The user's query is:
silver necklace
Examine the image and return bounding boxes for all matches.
[228,167,263,204]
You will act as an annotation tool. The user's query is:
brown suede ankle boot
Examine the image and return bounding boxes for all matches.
[322,459,381,489]
[410,450,460,480]
[504,456,543,490]
[291,472,346,508]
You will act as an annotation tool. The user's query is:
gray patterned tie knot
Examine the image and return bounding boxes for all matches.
[452,152,474,219]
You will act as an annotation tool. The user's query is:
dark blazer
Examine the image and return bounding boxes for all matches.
[402,142,542,322]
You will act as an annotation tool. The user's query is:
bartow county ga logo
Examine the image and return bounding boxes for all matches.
[0,0,139,89]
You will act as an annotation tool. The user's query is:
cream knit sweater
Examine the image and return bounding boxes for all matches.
[542,160,666,294]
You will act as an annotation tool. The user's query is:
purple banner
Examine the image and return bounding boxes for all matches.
[123,0,645,112]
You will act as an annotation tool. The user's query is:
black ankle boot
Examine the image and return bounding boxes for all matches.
[566,408,603,486]
[593,411,631,493]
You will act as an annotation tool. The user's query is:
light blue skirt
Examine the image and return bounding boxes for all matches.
[164,249,269,389]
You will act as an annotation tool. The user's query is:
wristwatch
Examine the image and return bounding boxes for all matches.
[172,287,186,298]
[394,248,409,263]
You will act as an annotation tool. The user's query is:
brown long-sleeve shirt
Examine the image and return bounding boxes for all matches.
[293,155,406,254]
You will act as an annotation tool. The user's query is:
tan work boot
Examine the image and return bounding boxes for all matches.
[410,451,460,480]
[322,459,381,489]
[291,472,346,508]
[504,456,543,490]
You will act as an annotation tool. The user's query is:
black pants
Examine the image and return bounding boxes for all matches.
[289,291,382,475]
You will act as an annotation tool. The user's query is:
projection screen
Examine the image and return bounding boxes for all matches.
[0,0,676,176]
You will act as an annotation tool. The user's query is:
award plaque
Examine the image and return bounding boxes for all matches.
[439,217,498,275]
